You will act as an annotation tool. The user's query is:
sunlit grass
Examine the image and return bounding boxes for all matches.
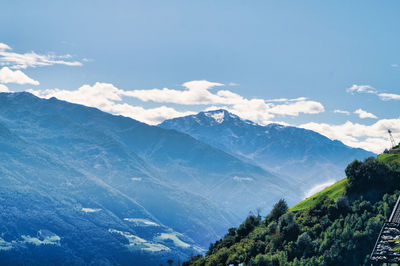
[289,178,347,212]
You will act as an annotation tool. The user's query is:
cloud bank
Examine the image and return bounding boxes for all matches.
[354,108,377,119]
[0,84,10,92]
[334,109,350,115]
[21,79,396,153]
[124,80,324,124]
[300,118,400,153]
[28,82,195,125]
[0,67,39,85]
[347,84,400,101]
[0,42,82,69]
[28,80,325,126]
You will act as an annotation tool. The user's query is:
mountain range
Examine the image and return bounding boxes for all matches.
[160,109,375,192]
[0,93,374,265]
[0,92,297,265]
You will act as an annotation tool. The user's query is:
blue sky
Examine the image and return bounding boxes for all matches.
[0,0,399,153]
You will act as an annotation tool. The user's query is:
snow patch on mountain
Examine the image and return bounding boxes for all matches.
[81,207,101,213]
[0,238,14,251]
[233,176,254,182]
[1,230,61,250]
[124,218,159,227]
[22,230,61,246]
[108,229,170,252]
[155,232,191,249]
[205,111,225,123]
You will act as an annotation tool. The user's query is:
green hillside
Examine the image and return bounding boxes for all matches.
[185,148,400,266]
[378,153,400,164]
[290,145,400,213]
[377,145,400,164]
[290,178,347,212]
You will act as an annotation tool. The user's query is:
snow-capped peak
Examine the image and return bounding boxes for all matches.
[205,111,225,123]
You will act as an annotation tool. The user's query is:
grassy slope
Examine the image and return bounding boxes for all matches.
[377,153,400,164]
[289,178,347,212]
[377,146,400,164]
[290,146,400,212]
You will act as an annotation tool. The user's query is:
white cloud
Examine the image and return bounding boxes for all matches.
[207,98,324,125]
[265,97,307,103]
[123,80,324,124]
[28,80,324,125]
[300,118,400,153]
[109,103,195,125]
[268,100,324,116]
[0,84,9,92]
[391,64,399,68]
[347,84,400,101]
[334,109,350,115]
[354,108,377,119]
[123,80,229,105]
[378,93,400,101]
[0,67,39,85]
[25,79,397,153]
[347,84,377,94]
[182,80,224,91]
[0,43,11,51]
[0,43,82,69]
[28,82,195,125]
[204,100,323,125]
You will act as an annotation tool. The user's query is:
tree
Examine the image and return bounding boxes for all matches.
[345,157,398,198]
[267,199,288,223]
[296,232,314,258]
[237,215,261,238]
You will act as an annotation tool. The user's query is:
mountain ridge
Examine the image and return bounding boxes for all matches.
[0,92,300,265]
[160,109,375,193]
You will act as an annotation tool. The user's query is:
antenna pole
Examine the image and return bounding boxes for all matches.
[388,129,396,148]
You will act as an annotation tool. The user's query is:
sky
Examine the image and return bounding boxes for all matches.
[0,0,399,153]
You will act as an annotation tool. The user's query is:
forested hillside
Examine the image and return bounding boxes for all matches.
[185,146,400,265]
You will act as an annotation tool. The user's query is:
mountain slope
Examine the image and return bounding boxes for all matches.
[290,178,347,212]
[0,121,188,265]
[160,109,375,192]
[185,148,400,265]
[0,92,299,264]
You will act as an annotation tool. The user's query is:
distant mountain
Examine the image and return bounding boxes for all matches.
[159,109,375,192]
[0,93,298,265]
